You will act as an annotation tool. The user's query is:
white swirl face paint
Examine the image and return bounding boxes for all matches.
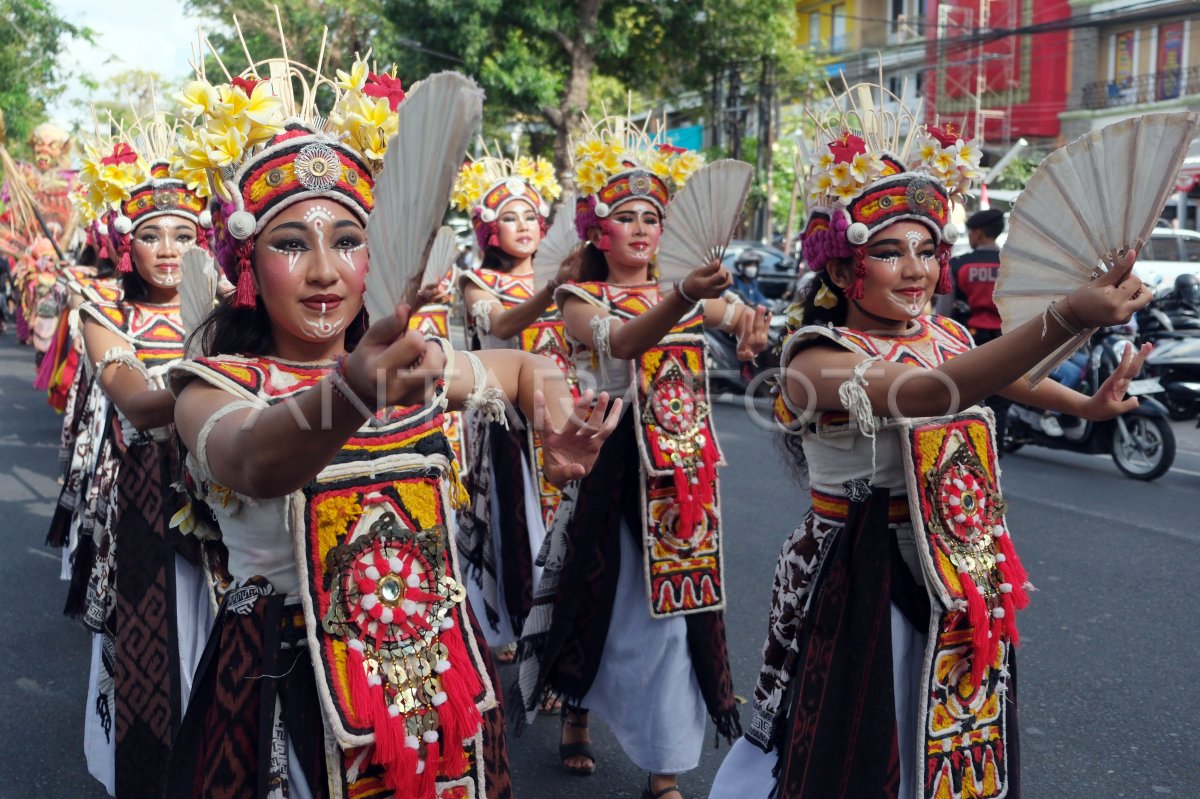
[304,301,347,339]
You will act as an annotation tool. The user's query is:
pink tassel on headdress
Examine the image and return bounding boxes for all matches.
[118,250,132,273]
[845,247,868,300]
[597,220,613,252]
[487,229,499,249]
[234,263,257,308]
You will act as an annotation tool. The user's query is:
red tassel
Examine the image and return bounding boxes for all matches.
[415,736,438,798]
[962,577,991,689]
[346,645,375,728]
[118,251,132,273]
[1000,589,1020,646]
[99,243,109,260]
[597,220,613,252]
[845,248,867,300]
[234,263,257,308]
[435,612,484,773]
[994,530,1030,609]
[673,466,696,541]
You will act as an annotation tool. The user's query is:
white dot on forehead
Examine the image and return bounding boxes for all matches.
[303,205,337,224]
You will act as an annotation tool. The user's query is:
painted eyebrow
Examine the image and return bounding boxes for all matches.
[868,237,932,247]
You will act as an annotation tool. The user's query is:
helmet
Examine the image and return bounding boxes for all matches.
[1173,273,1200,306]
[735,249,763,277]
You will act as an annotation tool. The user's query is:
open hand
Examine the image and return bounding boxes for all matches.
[343,303,447,409]
[1082,341,1152,421]
[535,389,624,486]
[736,304,770,361]
[681,259,733,302]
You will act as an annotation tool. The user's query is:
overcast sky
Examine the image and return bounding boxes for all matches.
[49,0,199,129]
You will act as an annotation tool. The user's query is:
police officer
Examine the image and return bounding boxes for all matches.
[950,208,1005,343]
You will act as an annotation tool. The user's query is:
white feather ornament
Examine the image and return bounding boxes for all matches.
[532,192,579,285]
[179,248,219,357]
[995,111,1200,385]
[421,226,458,288]
[365,72,484,323]
[655,159,754,282]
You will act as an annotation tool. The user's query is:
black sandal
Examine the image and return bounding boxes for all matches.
[559,706,595,777]
[641,775,684,799]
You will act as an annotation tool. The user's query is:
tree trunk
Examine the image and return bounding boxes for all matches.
[545,0,601,192]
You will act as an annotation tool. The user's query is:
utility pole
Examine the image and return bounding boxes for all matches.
[756,55,777,243]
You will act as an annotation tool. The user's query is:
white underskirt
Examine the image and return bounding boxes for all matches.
[581,520,707,775]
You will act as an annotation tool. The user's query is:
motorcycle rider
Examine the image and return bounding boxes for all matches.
[732,250,769,306]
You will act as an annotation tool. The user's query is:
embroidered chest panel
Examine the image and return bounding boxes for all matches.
[834,316,972,368]
[187,355,491,793]
[88,300,184,367]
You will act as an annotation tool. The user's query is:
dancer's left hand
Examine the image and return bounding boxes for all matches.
[536,389,624,487]
[1082,341,1152,421]
[736,304,771,361]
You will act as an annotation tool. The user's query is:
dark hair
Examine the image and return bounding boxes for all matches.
[775,267,848,486]
[120,264,152,302]
[976,217,1005,241]
[191,294,369,358]
[573,243,610,282]
[480,246,519,272]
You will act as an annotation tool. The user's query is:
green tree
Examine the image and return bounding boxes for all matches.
[0,0,90,156]
[75,68,176,136]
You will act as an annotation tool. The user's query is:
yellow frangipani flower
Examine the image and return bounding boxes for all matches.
[206,126,249,168]
[177,81,223,118]
[335,61,369,93]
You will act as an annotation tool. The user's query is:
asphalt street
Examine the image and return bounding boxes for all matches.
[1,329,1197,798]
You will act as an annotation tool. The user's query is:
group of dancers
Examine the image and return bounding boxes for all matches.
[16,27,1156,799]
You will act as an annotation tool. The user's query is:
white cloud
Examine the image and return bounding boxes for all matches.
[48,0,203,127]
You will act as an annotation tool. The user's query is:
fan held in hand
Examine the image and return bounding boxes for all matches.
[365,72,484,323]
[180,248,219,357]
[532,192,579,285]
[656,159,753,283]
[994,111,1200,384]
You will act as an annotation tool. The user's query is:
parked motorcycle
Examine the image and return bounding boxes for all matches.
[1001,328,1176,480]
[704,294,787,396]
[1144,337,1200,421]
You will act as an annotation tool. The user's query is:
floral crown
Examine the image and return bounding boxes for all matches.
[571,113,703,244]
[75,103,210,272]
[171,27,404,305]
[450,149,561,250]
[800,82,984,297]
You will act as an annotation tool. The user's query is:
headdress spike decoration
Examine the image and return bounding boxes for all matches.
[799,79,984,297]
[173,20,407,304]
[450,139,562,252]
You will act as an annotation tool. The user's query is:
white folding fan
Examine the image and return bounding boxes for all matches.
[532,192,579,285]
[421,225,458,289]
[994,111,1200,385]
[656,159,754,282]
[179,248,219,357]
[365,72,484,322]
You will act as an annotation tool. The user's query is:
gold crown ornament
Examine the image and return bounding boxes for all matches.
[450,146,561,250]
[171,22,404,305]
[570,112,703,248]
[800,81,984,298]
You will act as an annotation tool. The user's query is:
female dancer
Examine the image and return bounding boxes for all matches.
[163,54,619,797]
[71,112,214,797]
[708,85,1151,799]
[515,117,769,798]
[451,154,576,672]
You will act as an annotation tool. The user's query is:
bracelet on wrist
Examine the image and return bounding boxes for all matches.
[673,280,699,306]
[330,356,382,427]
[1046,300,1082,337]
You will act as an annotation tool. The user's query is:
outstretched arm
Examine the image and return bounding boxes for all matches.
[999,341,1151,421]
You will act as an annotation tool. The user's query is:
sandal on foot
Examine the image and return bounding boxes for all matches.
[642,775,684,799]
[539,688,563,716]
[559,706,595,777]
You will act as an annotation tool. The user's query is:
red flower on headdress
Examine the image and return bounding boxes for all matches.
[231,76,262,95]
[101,142,139,166]
[926,123,962,148]
[657,143,686,155]
[827,132,867,164]
[364,72,406,111]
